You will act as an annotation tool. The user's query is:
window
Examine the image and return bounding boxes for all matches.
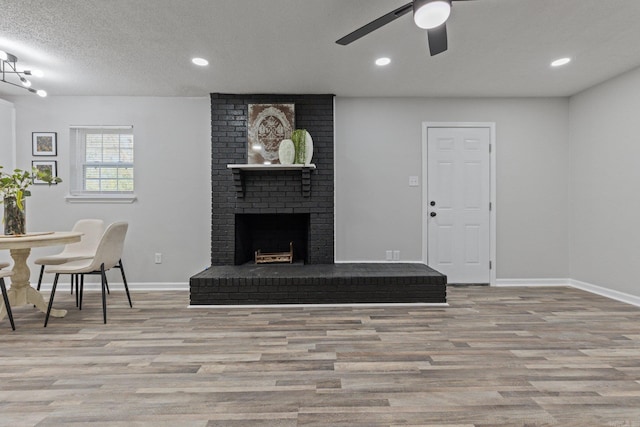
[68,126,136,203]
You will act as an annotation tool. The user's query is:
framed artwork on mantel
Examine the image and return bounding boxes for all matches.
[32,132,57,156]
[247,103,294,164]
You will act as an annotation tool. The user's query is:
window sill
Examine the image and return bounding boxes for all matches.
[65,194,138,204]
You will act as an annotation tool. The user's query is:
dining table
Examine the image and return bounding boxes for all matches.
[0,231,82,322]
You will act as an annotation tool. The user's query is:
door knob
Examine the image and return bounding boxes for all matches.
[430,212,437,217]
[430,201,436,206]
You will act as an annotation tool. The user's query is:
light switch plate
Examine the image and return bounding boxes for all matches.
[409,176,419,187]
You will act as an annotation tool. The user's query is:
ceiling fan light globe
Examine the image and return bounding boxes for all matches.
[414,0,451,29]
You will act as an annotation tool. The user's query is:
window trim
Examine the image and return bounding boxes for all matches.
[65,193,137,204]
[67,125,137,203]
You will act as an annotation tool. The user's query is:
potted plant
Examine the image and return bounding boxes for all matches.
[0,165,61,235]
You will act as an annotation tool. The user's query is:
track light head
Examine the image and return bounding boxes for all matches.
[0,50,46,96]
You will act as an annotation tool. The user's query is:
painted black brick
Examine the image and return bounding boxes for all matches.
[193,94,445,306]
[190,264,447,305]
[209,93,335,267]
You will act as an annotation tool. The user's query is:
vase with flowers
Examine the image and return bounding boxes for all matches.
[0,166,62,235]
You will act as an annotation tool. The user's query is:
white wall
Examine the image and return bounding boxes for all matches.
[569,66,640,296]
[5,96,211,286]
[0,98,16,266]
[0,98,15,167]
[3,94,576,286]
[335,97,570,280]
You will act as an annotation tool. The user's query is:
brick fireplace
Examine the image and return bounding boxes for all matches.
[209,93,334,266]
[189,93,446,305]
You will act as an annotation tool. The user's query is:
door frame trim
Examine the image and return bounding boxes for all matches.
[421,122,497,286]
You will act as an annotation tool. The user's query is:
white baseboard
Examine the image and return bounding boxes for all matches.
[495,278,640,308]
[35,278,640,309]
[494,278,570,287]
[37,282,189,292]
[189,302,449,309]
[334,260,426,264]
[569,279,640,308]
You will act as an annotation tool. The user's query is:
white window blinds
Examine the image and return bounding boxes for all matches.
[69,126,134,196]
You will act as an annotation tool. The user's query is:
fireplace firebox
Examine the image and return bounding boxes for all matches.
[235,213,309,265]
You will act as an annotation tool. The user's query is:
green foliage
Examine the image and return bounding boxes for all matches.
[0,165,62,211]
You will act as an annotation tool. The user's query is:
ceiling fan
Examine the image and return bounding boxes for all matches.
[336,0,475,56]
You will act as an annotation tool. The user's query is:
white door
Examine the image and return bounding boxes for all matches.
[426,127,491,283]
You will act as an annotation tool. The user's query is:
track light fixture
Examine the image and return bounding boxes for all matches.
[0,50,47,97]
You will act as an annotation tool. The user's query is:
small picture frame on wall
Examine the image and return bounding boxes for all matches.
[32,160,58,184]
[32,132,57,156]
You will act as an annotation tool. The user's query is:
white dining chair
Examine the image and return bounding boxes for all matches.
[35,219,105,300]
[44,222,132,326]
[0,262,10,269]
[0,268,16,331]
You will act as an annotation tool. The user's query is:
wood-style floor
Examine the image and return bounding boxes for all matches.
[1,286,640,426]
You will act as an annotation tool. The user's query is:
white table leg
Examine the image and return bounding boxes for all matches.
[0,247,67,321]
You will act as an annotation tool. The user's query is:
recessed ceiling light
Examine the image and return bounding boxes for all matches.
[551,57,571,67]
[192,57,209,66]
[375,57,391,66]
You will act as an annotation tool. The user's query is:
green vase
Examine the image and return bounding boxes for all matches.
[291,129,307,164]
[4,196,26,235]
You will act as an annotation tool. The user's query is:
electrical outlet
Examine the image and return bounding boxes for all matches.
[393,250,400,261]
[385,250,393,261]
[155,253,162,264]
[409,176,419,187]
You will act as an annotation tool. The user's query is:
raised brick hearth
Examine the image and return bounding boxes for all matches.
[191,263,446,305]
[189,93,447,305]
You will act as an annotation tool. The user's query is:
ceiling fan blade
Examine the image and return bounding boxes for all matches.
[427,24,448,56]
[336,2,413,45]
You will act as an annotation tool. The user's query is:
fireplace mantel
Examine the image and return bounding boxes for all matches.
[227,164,316,198]
[227,164,316,171]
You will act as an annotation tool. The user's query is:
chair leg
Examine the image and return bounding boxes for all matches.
[100,264,107,324]
[74,274,79,307]
[36,265,45,291]
[1,278,15,331]
[44,274,60,327]
[79,274,84,310]
[70,273,74,295]
[119,259,132,308]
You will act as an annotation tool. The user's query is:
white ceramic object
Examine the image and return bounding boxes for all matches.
[278,139,295,165]
[304,131,313,165]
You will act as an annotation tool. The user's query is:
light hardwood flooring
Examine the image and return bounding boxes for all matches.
[1,286,640,426]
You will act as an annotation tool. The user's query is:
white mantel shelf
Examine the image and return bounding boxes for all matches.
[227,164,316,170]
[227,164,316,198]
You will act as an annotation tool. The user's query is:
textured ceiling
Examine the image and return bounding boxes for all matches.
[2,0,640,97]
